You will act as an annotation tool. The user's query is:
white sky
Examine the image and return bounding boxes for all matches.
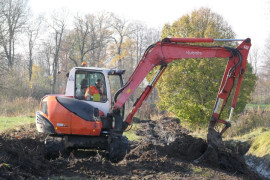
[30,0,270,50]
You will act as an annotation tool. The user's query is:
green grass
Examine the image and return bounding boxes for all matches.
[190,166,216,178]
[231,127,270,142]
[123,123,141,141]
[246,130,270,160]
[0,116,35,132]
[228,127,270,164]
[245,104,270,109]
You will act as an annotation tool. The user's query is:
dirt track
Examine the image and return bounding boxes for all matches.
[0,117,263,179]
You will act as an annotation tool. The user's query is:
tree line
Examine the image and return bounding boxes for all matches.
[0,0,160,100]
[0,0,269,129]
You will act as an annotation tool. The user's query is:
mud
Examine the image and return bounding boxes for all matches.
[0,118,263,179]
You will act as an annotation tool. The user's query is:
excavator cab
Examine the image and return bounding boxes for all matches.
[64,67,125,117]
[36,67,126,135]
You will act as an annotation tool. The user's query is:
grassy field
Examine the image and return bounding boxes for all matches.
[245,104,270,109]
[239,127,270,159]
[231,127,270,157]
[0,116,35,133]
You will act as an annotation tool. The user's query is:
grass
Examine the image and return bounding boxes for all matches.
[245,104,270,109]
[230,127,270,142]
[124,123,141,141]
[0,116,35,133]
[0,97,39,117]
[241,128,270,178]
[246,130,270,160]
[190,166,220,178]
[189,128,207,140]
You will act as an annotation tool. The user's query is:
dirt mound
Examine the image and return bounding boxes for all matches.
[133,118,260,177]
[0,118,263,179]
[0,124,48,179]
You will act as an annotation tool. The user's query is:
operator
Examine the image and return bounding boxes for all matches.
[77,78,89,100]
[85,79,104,101]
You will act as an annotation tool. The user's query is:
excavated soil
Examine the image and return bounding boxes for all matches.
[0,117,263,179]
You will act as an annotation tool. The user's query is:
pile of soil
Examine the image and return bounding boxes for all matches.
[0,118,263,179]
[0,124,48,179]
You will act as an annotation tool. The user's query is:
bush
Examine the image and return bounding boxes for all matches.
[226,108,270,137]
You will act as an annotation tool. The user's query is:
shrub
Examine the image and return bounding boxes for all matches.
[226,108,270,137]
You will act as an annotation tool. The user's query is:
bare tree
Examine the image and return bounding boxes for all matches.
[250,35,270,103]
[50,10,68,93]
[70,12,112,67]
[110,14,133,68]
[261,37,270,78]
[131,22,147,65]
[89,12,112,67]
[72,14,92,64]
[0,0,29,69]
[61,30,78,66]
[26,15,43,81]
[131,22,161,65]
[248,46,259,75]
[38,41,52,77]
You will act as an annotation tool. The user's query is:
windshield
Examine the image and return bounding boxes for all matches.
[75,70,107,102]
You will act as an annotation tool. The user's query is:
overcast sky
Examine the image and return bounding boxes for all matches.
[29,0,270,50]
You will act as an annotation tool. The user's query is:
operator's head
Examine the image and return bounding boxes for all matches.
[95,79,103,88]
[81,79,89,91]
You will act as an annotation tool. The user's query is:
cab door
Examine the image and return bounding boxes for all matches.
[74,70,111,116]
[108,74,125,118]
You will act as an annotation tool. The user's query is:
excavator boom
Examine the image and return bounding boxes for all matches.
[113,37,251,134]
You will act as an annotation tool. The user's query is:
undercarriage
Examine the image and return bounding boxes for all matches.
[44,133,129,162]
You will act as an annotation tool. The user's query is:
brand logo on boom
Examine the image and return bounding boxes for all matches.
[186,51,202,55]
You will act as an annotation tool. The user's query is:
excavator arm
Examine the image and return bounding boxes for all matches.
[112,37,251,135]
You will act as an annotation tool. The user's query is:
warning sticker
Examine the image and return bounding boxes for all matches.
[126,88,131,94]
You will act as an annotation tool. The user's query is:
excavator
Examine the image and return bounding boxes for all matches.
[36,37,251,162]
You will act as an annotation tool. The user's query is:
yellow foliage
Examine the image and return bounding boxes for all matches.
[107,38,136,67]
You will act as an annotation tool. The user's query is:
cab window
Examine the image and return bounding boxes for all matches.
[75,71,107,102]
[108,74,124,118]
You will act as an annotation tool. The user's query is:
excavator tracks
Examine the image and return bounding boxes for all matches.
[44,134,130,162]
[45,136,66,159]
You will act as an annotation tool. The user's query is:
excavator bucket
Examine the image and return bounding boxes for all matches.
[207,128,223,148]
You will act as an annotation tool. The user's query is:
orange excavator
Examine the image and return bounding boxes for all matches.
[36,37,251,162]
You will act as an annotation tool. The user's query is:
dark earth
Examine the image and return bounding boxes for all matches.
[0,117,264,179]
